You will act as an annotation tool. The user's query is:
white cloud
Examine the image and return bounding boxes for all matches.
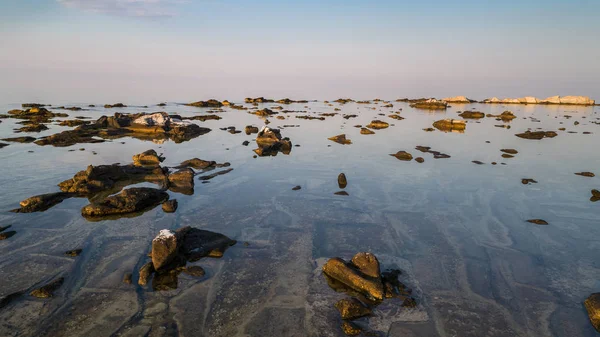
[57,0,188,18]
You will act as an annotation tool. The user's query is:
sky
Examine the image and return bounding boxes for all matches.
[0,0,599,104]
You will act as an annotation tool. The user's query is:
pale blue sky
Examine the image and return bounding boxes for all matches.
[0,0,598,103]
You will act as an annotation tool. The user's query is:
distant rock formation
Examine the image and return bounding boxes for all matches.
[441,96,476,103]
[481,96,594,105]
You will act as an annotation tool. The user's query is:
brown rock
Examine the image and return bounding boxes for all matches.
[585,293,600,332]
[390,151,413,161]
[162,199,178,213]
[459,111,485,119]
[11,192,73,213]
[322,257,384,302]
[341,321,362,336]
[152,229,180,270]
[360,128,375,135]
[351,252,381,278]
[527,219,548,225]
[366,120,389,129]
[415,157,424,163]
[81,187,169,218]
[338,173,347,189]
[328,134,352,145]
[501,149,518,154]
[335,298,372,320]
[30,277,64,298]
[575,172,595,177]
[65,249,82,257]
[183,265,205,277]
[123,273,133,284]
[138,262,155,286]
[133,149,164,167]
[177,158,216,169]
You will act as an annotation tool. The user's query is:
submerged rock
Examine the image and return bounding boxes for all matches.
[292,185,301,191]
[592,190,600,202]
[334,191,349,196]
[390,151,413,161]
[183,265,205,277]
[198,168,234,180]
[0,142,7,149]
[104,103,127,108]
[30,277,64,298]
[335,298,372,320]
[515,131,557,140]
[527,219,548,225]
[585,293,600,332]
[328,134,352,145]
[81,187,169,219]
[133,149,164,167]
[487,111,517,121]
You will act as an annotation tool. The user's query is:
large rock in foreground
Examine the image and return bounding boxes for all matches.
[152,229,180,271]
[81,187,169,219]
[322,253,384,302]
[585,293,600,332]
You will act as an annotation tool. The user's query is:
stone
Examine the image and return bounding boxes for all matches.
[245,125,259,134]
[162,199,178,213]
[351,252,381,278]
[123,273,133,284]
[585,293,600,332]
[522,179,538,185]
[168,168,194,193]
[0,231,16,240]
[292,186,301,191]
[415,157,424,163]
[366,120,389,129]
[459,111,485,119]
[104,103,127,108]
[177,227,237,262]
[138,262,155,286]
[341,321,362,336]
[433,119,466,132]
[81,187,169,218]
[152,229,180,270]
[527,219,548,225]
[335,298,372,320]
[65,249,82,257]
[2,136,36,143]
[575,172,595,177]
[177,158,216,169]
[360,128,375,135]
[410,98,448,110]
[501,149,518,154]
[338,173,347,189]
[133,149,164,167]
[542,96,595,105]
[515,131,557,140]
[198,168,234,180]
[186,99,223,107]
[11,192,73,213]
[442,96,475,103]
[328,134,352,145]
[334,191,349,196]
[30,277,64,298]
[322,257,384,302]
[390,151,413,161]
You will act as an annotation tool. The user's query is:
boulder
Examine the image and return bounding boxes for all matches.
[322,255,384,302]
[81,187,169,218]
[152,229,181,270]
[133,149,164,167]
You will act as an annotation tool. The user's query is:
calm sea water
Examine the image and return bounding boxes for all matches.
[0,100,599,336]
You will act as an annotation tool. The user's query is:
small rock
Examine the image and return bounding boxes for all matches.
[415,157,424,163]
[341,321,362,336]
[292,186,301,191]
[334,191,349,196]
[65,249,82,257]
[522,179,538,185]
[152,229,180,270]
[585,293,600,332]
[123,273,133,284]
[575,172,595,177]
[162,199,178,213]
[30,277,64,298]
[328,134,352,145]
[335,298,372,320]
[0,231,16,240]
[390,151,413,161]
[338,173,347,189]
[360,128,375,135]
[527,219,548,225]
[138,262,155,286]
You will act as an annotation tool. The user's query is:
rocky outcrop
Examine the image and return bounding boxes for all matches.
[515,131,557,140]
[11,192,73,213]
[459,111,485,119]
[390,151,413,161]
[254,127,292,156]
[132,149,164,167]
[433,119,466,132]
[366,120,389,129]
[482,96,594,105]
[410,98,448,110]
[185,99,223,107]
[442,96,476,103]
[328,134,352,145]
[81,187,169,219]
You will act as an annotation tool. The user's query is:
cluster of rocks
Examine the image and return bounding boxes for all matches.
[322,252,416,335]
[409,98,448,110]
[31,112,210,147]
[254,127,292,156]
[138,227,236,290]
[11,150,230,219]
[482,95,595,105]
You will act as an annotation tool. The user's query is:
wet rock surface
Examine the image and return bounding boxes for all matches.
[81,187,169,219]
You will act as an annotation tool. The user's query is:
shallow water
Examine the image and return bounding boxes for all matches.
[0,100,599,336]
